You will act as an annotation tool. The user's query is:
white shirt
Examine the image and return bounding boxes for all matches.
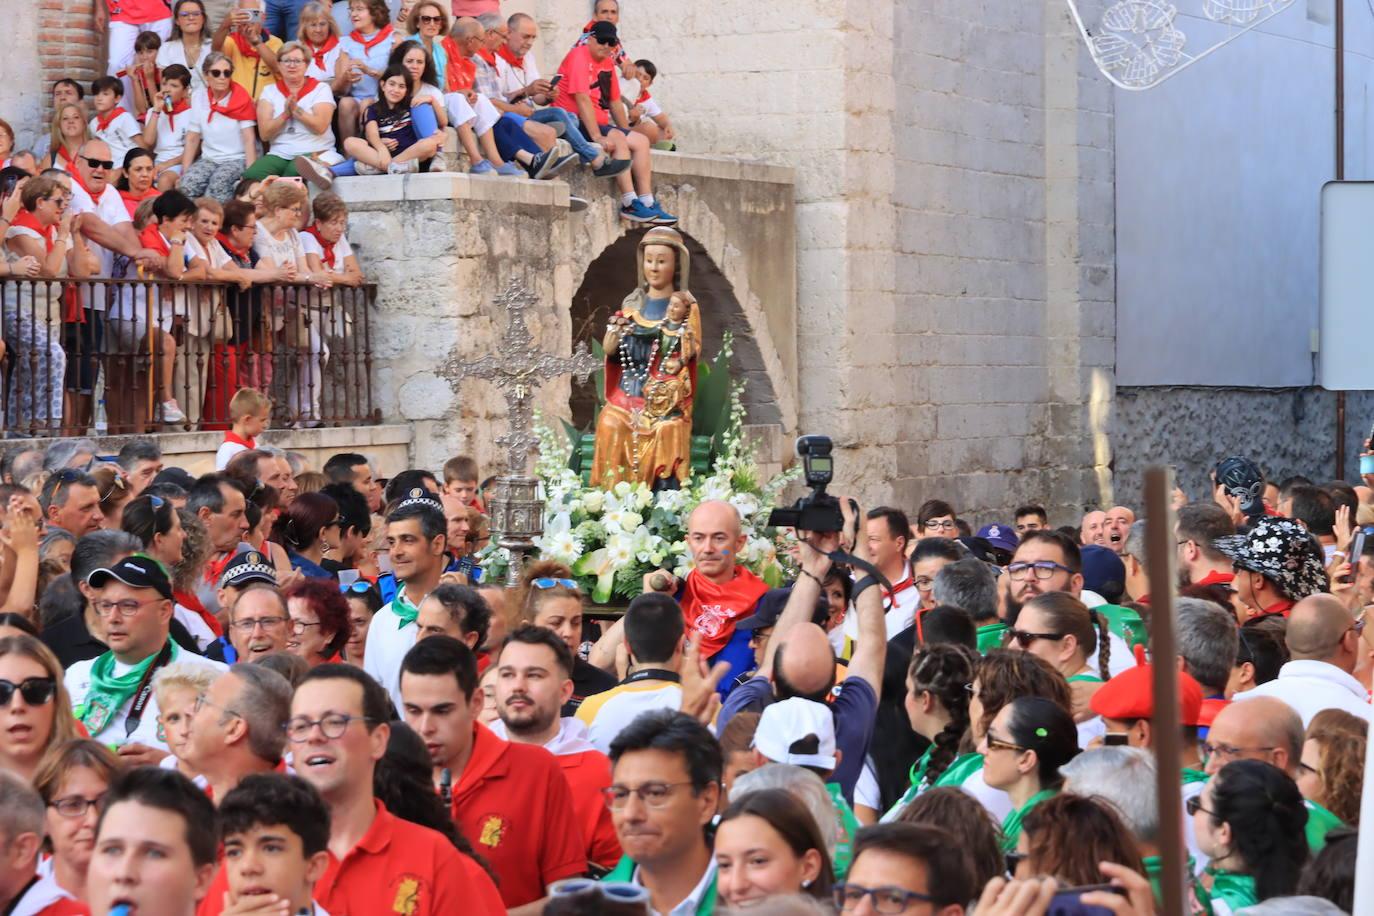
[487,716,600,756]
[69,181,130,308]
[959,763,1014,824]
[188,88,254,161]
[174,600,217,651]
[620,78,662,118]
[629,858,716,916]
[576,678,683,755]
[494,50,540,102]
[9,869,81,916]
[157,38,212,91]
[90,109,143,166]
[1232,659,1372,726]
[299,230,353,273]
[363,602,419,714]
[253,223,306,270]
[258,81,337,158]
[65,643,227,750]
[152,103,192,162]
[216,438,250,469]
[841,561,922,641]
[305,43,344,82]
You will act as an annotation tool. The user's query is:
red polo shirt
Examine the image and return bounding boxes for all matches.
[557,746,622,868]
[452,723,586,907]
[553,43,619,127]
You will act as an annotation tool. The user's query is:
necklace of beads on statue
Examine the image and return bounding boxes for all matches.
[619,336,659,383]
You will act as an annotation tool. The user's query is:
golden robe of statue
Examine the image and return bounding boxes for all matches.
[590,227,703,489]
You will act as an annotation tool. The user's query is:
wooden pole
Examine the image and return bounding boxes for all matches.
[1144,466,1184,916]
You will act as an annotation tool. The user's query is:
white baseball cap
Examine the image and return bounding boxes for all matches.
[752,697,837,771]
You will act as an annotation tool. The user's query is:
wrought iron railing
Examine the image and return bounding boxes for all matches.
[0,278,378,437]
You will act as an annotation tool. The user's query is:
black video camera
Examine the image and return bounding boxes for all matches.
[768,435,845,532]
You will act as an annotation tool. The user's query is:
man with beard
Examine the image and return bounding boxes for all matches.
[1176,504,1236,588]
[399,636,584,913]
[489,625,621,870]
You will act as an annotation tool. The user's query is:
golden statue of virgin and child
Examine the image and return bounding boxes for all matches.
[590,227,703,489]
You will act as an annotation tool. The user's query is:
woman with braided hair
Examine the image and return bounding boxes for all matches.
[1008,591,1111,745]
[878,642,978,822]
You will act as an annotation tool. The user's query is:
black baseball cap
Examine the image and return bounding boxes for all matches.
[588,20,619,45]
[735,586,830,630]
[87,555,174,600]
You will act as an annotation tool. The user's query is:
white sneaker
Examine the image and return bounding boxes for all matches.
[387,160,418,175]
[293,156,335,189]
[161,399,186,424]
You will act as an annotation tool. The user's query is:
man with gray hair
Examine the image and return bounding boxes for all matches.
[0,770,83,913]
[1175,596,1238,726]
[2,447,44,486]
[930,557,1003,652]
[182,663,294,802]
[42,438,98,473]
[1122,519,1149,602]
[1232,593,1370,725]
[116,438,163,497]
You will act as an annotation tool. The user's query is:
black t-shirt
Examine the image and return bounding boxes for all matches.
[563,656,618,716]
[366,102,418,154]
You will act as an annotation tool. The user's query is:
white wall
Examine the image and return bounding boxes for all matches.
[1115,1,1374,387]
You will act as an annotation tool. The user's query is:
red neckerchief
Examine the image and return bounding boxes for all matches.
[204,550,236,585]
[223,430,256,449]
[207,83,256,121]
[635,88,651,105]
[444,45,475,92]
[139,223,172,258]
[10,210,54,252]
[496,44,524,69]
[882,563,916,600]
[303,224,335,268]
[230,31,263,60]
[119,186,159,217]
[163,97,191,130]
[273,76,321,105]
[349,23,393,53]
[305,34,339,70]
[476,47,496,67]
[56,145,79,172]
[174,588,224,636]
[68,166,97,200]
[679,567,771,658]
[1253,599,1294,619]
[216,231,250,261]
[95,106,129,133]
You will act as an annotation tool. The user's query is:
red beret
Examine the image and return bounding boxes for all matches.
[1089,664,1204,727]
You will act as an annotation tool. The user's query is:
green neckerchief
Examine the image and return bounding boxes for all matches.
[1143,855,1212,916]
[824,782,860,880]
[1304,800,1344,854]
[932,751,984,788]
[1067,672,1104,684]
[1204,866,1258,913]
[1181,767,1209,785]
[1095,603,1147,649]
[390,585,421,628]
[879,746,934,824]
[603,854,717,916]
[76,641,178,736]
[1000,788,1057,852]
[976,622,1008,654]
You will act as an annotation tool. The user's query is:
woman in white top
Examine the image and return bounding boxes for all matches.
[249,41,343,181]
[298,1,353,92]
[42,105,91,174]
[253,179,332,424]
[156,0,213,92]
[181,53,259,201]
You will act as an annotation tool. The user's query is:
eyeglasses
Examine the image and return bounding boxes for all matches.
[1007,627,1065,648]
[1004,851,1028,876]
[1297,760,1320,778]
[419,14,443,22]
[80,155,114,170]
[285,713,374,742]
[601,781,694,810]
[1185,796,1218,818]
[91,598,161,618]
[228,614,288,632]
[0,676,56,707]
[985,730,1027,753]
[50,793,105,818]
[1006,560,1075,581]
[923,519,958,531]
[207,68,232,77]
[279,57,307,65]
[193,692,241,719]
[44,195,69,207]
[532,577,578,590]
[833,884,936,913]
[1200,741,1276,763]
[290,619,322,635]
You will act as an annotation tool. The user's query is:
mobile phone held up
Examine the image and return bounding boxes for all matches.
[1362,422,1374,476]
[1048,885,1127,916]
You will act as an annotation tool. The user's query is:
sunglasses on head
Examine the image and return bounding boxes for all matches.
[0,677,57,707]
[81,155,114,170]
[532,577,578,590]
[341,580,376,596]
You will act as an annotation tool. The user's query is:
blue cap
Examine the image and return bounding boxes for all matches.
[1080,545,1126,604]
[976,524,1019,553]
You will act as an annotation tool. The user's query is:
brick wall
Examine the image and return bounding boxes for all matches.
[36,0,104,130]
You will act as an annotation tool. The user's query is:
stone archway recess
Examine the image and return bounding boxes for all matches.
[568,229,784,432]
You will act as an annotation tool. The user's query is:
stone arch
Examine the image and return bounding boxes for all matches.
[568,228,784,431]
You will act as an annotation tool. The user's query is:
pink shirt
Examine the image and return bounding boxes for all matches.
[449,0,498,15]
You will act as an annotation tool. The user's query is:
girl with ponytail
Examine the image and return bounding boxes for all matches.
[879,642,978,821]
[1009,592,1111,743]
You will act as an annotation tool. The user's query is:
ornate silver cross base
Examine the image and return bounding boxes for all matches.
[446,281,600,586]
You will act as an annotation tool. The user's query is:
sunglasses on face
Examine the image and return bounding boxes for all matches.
[81,155,113,170]
[1007,628,1064,649]
[419,14,442,22]
[0,676,57,707]
[207,68,232,77]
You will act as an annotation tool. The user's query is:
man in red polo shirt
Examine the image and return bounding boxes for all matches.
[489,625,622,870]
[289,664,503,916]
[400,635,585,913]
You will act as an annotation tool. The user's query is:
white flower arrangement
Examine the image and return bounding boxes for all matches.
[480,386,801,604]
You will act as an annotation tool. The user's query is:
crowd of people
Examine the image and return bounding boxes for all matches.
[0,431,1367,915]
[0,0,678,436]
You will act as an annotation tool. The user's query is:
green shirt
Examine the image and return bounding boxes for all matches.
[879,746,934,824]
[1304,799,1344,854]
[1203,866,1257,915]
[976,622,1009,654]
[1095,603,1147,649]
[932,752,984,789]
[1000,788,1057,852]
[603,855,717,916]
[1143,854,1212,916]
[825,781,860,879]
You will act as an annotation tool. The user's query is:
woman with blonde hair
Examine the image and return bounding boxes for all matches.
[1297,707,1366,828]
[32,739,122,901]
[515,559,615,713]
[0,635,79,780]
[298,2,351,89]
[153,660,219,779]
[42,104,90,173]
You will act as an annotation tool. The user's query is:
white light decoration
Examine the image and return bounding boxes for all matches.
[1065,0,1298,90]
